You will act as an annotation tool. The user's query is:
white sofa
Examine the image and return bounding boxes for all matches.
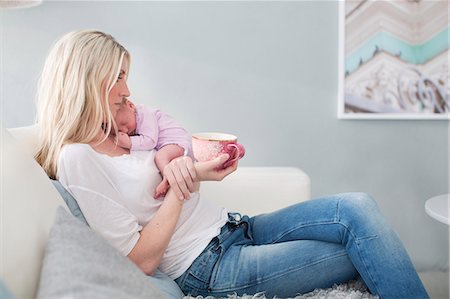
[1,125,311,299]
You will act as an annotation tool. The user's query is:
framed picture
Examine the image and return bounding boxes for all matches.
[338,0,449,120]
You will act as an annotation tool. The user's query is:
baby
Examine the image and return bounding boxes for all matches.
[114,99,192,198]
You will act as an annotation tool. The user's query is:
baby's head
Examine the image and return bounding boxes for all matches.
[115,99,137,135]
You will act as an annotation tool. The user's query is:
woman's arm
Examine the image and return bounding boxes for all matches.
[154,144,185,172]
[127,187,184,275]
[127,154,236,275]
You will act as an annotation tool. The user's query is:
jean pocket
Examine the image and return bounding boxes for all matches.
[182,272,209,295]
[184,249,220,291]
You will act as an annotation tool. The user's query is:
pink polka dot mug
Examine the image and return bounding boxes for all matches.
[192,132,245,168]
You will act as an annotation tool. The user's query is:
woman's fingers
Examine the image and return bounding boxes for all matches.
[164,166,184,200]
[179,163,195,193]
[222,159,238,174]
[171,164,191,200]
[185,157,197,182]
[213,159,238,180]
[195,154,239,181]
[203,154,230,170]
[175,157,196,196]
[164,156,197,200]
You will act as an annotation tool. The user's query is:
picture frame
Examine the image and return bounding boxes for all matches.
[337,0,449,120]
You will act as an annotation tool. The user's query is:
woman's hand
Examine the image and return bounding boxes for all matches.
[162,156,197,200]
[195,154,238,182]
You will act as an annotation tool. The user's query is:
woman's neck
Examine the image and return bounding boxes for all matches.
[89,131,130,157]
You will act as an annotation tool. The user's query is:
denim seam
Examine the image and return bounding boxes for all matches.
[266,199,340,244]
[268,220,336,244]
[336,198,381,296]
[209,246,225,291]
[337,198,378,241]
[210,250,349,293]
[335,221,380,293]
[268,199,378,244]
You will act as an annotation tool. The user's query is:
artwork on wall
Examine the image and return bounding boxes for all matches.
[338,0,449,119]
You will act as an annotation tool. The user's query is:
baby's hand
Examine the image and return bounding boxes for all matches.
[117,132,132,149]
[154,177,170,199]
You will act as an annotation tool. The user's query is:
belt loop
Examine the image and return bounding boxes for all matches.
[228,212,242,225]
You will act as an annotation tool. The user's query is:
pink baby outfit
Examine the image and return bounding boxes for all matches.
[130,105,192,157]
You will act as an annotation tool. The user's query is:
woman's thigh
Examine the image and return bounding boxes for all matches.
[249,192,381,245]
[209,240,358,298]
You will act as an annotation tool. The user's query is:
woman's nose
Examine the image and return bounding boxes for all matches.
[120,81,131,97]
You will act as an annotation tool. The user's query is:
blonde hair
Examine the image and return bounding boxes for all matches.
[34,30,130,179]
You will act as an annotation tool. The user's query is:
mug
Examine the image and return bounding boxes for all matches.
[192,132,245,168]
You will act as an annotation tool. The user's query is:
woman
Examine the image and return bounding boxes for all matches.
[35,30,429,298]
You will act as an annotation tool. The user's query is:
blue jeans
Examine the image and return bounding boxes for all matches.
[175,192,429,298]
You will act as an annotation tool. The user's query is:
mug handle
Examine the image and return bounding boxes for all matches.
[223,143,245,168]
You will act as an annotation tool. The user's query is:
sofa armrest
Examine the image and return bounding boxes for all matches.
[1,126,66,299]
[200,167,311,216]
[7,124,39,156]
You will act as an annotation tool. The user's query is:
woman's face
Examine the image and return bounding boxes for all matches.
[108,58,130,118]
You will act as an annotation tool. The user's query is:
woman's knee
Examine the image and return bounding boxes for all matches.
[336,192,396,242]
[337,192,383,226]
[338,192,377,210]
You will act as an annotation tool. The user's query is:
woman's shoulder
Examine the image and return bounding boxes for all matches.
[60,143,95,164]
[58,143,100,181]
[61,143,91,155]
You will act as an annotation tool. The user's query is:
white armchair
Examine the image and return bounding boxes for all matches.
[0,125,311,299]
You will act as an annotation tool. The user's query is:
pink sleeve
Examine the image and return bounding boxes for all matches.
[130,106,159,151]
[154,109,193,158]
[132,105,193,157]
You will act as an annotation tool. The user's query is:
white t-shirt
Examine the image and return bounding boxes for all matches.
[57,143,228,279]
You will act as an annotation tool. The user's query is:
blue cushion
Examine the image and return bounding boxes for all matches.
[49,181,184,298]
[0,280,15,299]
[151,269,185,298]
[38,207,175,298]
[50,179,88,225]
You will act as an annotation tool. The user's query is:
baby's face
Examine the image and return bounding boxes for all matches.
[115,101,137,135]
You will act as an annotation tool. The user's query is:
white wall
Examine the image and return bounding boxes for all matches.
[1,0,448,286]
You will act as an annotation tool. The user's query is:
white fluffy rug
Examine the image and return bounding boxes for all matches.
[184,280,379,299]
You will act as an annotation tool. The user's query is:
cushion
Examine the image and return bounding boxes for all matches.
[1,126,65,298]
[37,207,184,299]
[49,181,183,297]
[50,179,88,225]
[7,124,39,156]
[0,280,15,299]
